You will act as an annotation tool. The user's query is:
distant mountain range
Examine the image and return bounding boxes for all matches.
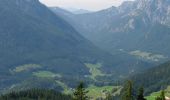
[61,7,91,14]
[51,0,170,61]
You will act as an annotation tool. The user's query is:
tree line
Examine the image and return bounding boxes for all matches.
[0,89,72,100]
[120,80,165,100]
[72,81,166,100]
[0,81,166,100]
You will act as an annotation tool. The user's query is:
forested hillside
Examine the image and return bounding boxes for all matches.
[0,89,72,100]
[130,61,170,94]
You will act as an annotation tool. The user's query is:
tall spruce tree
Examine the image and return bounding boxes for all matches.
[73,82,88,100]
[160,90,165,100]
[137,87,146,100]
[155,90,165,100]
[121,80,133,100]
[105,92,113,100]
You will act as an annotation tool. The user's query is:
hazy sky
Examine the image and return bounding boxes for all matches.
[39,0,134,11]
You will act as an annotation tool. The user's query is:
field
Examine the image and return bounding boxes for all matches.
[55,80,73,94]
[129,50,166,62]
[29,65,120,100]
[146,86,170,100]
[85,63,105,80]
[146,92,160,100]
[11,64,42,73]
[87,85,121,100]
[33,71,61,78]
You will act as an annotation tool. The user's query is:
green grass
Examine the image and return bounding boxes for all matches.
[85,63,105,80]
[11,64,42,73]
[55,80,72,94]
[87,85,121,100]
[146,86,170,100]
[33,71,61,78]
[165,86,170,97]
[129,50,166,62]
[146,92,160,100]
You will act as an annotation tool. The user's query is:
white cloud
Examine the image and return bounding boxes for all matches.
[39,0,134,11]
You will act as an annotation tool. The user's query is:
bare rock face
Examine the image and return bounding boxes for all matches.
[135,0,170,25]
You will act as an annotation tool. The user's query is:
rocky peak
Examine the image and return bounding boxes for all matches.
[118,1,135,14]
[137,0,168,9]
[131,0,170,25]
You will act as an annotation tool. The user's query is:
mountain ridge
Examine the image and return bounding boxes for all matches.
[51,0,170,59]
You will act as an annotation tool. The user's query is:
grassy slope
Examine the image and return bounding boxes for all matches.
[87,85,121,100]
[85,63,105,80]
[55,80,73,94]
[11,64,42,73]
[146,86,170,100]
[33,71,61,78]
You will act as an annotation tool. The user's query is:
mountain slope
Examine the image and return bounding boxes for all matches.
[0,0,91,75]
[130,61,170,94]
[0,0,129,92]
[51,0,170,61]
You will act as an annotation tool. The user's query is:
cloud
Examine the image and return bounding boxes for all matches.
[39,0,134,11]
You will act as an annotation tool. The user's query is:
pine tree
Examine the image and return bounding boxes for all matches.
[137,87,146,100]
[155,97,161,100]
[155,90,165,100]
[160,90,165,100]
[121,80,133,100]
[105,92,113,100]
[73,82,88,100]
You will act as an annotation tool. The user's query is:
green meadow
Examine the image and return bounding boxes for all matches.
[33,71,61,78]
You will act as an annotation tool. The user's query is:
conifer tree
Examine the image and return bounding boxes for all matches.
[105,92,113,100]
[160,90,165,100]
[155,90,165,100]
[121,80,133,100]
[73,82,88,100]
[137,87,146,100]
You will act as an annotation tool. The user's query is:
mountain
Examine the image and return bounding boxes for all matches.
[62,7,91,14]
[49,7,75,22]
[50,7,158,81]
[51,0,170,63]
[72,9,90,14]
[130,61,170,95]
[0,0,131,93]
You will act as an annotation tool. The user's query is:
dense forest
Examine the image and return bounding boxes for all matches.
[130,61,170,94]
[0,89,72,100]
